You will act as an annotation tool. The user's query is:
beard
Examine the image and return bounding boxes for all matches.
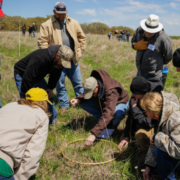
[53,59,63,69]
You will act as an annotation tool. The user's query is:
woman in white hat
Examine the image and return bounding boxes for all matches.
[131,14,173,80]
[0,88,51,180]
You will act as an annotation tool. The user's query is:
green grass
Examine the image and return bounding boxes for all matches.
[1,32,180,180]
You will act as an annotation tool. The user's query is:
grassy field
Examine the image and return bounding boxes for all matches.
[0,32,180,180]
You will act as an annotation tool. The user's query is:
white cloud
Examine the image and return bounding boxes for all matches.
[92,0,98,3]
[114,0,166,14]
[76,9,96,16]
[170,2,180,9]
[74,0,85,2]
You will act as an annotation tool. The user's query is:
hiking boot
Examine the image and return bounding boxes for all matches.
[59,108,67,115]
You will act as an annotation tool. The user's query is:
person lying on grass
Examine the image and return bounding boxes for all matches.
[14,45,74,124]
[118,76,163,149]
[70,69,129,146]
[0,88,51,180]
[140,92,180,180]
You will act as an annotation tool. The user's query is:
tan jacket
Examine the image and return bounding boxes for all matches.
[145,91,180,167]
[0,102,49,180]
[37,15,86,65]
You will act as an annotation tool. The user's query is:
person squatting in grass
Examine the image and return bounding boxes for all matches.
[118,76,163,149]
[140,92,180,180]
[38,1,86,115]
[70,69,129,146]
[0,88,51,180]
[14,45,74,124]
[132,14,172,80]
[173,48,180,72]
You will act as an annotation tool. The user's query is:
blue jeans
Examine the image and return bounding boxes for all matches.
[0,175,15,180]
[33,31,36,37]
[80,100,128,126]
[154,147,180,180]
[14,71,58,124]
[56,62,84,109]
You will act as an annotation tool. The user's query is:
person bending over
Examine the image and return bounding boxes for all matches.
[0,88,51,180]
[141,92,180,180]
[14,45,74,124]
[70,69,129,146]
[118,76,163,149]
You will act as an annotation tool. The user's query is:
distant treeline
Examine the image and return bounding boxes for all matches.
[0,14,135,35]
[170,36,180,40]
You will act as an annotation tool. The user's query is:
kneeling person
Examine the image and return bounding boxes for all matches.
[0,88,50,180]
[118,76,163,149]
[70,69,129,146]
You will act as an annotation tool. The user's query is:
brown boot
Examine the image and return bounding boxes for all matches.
[59,108,67,115]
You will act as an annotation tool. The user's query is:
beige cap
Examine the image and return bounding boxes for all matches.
[58,45,74,68]
[83,77,97,99]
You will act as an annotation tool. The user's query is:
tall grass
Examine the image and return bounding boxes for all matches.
[0,31,180,180]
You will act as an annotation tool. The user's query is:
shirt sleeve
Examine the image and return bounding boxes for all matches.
[14,116,49,180]
[37,24,50,49]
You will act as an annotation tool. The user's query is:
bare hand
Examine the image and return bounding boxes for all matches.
[70,98,80,106]
[85,134,96,146]
[131,98,138,108]
[143,166,152,180]
[150,134,154,145]
[47,89,54,98]
[118,137,129,149]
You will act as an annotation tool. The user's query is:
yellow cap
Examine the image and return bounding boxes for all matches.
[25,87,52,105]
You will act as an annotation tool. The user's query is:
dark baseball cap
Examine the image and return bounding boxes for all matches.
[54,2,67,14]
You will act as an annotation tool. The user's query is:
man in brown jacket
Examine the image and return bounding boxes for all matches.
[38,2,86,114]
[70,69,129,146]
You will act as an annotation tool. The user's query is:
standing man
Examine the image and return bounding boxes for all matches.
[38,2,86,115]
[14,45,74,124]
[132,14,172,80]
[32,23,37,38]
[126,31,130,42]
[70,69,129,146]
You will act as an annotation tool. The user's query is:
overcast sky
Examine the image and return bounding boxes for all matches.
[2,0,180,35]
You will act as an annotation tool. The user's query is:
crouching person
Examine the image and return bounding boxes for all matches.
[14,45,74,124]
[0,88,51,180]
[70,69,129,146]
[118,76,163,149]
[141,92,180,180]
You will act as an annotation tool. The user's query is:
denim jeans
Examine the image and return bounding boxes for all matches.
[56,62,84,109]
[0,175,15,180]
[33,31,36,37]
[14,71,58,124]
[154,147,180,180]
[80,100,129,126]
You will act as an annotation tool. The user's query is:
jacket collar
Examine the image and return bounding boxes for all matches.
[52,14,71,23]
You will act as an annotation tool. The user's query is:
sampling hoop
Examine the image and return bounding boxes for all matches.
[62,139,121,165]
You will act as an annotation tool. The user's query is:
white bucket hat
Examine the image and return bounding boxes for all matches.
[140,14,163,33]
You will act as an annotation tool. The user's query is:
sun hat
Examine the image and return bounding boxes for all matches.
[130,77,150,95]
[58,45,74,68]
[173,48,180,68]
[54,2,67,14]
[25,87,52,105]
[83,77,98,99]
[140,14,163,33]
